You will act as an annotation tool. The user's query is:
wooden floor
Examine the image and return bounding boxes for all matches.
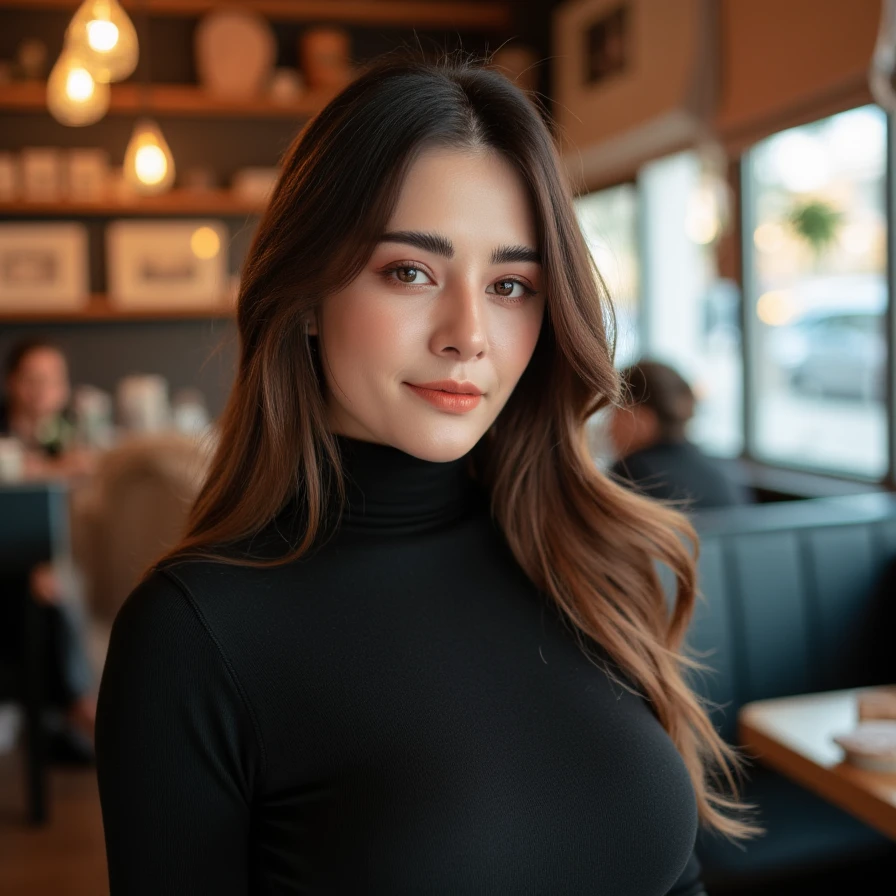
[0,749,107,896]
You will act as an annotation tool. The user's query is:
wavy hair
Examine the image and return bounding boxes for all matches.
[161,54,757,841]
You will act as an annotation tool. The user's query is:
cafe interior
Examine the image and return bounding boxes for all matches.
[1,0,895,894]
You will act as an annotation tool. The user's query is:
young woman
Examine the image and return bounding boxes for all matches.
[0,339,92,479]
[95,56,756,894]
[1,340,97,762]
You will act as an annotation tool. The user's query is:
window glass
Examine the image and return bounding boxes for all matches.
[746,105,888,477]
[639,151,744,458]
[574,183,640,366]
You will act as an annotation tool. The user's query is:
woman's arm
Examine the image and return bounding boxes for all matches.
[95,569,262,894]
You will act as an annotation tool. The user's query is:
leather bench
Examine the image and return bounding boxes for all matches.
[686,493,896,891]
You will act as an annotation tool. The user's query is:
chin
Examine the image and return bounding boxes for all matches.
[391,424,485,463]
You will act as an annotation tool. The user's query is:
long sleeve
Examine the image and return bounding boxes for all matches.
[95,569,263,895]
[93,432,705,892]
[666,850,707,896]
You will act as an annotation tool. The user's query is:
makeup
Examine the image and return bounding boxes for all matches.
[405,384,482,413]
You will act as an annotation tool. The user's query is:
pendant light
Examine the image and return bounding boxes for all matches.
[66,0,139,83]
[46,44,110,126]
[122,0,175,195]
[123,117,175,194]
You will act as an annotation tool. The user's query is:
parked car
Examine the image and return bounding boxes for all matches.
[767,276,887,402]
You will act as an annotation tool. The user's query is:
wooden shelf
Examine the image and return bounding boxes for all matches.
[0,1,510,29]
[0,296,235,323]
[0,190,268,217]
[0,81,334,119]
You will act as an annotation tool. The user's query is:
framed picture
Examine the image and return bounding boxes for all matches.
[584,4,630,86]
[553,0,716,185]
[0,222,89,310]
[106,219,229,310]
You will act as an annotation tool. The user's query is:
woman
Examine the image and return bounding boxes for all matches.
[95,57,756,894]
[0,339,94,480]
[0,339,97,762]
[609,360,752,510]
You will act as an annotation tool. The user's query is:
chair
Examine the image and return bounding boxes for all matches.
[687,493,896,892]
[72,431,213,630]
[0,482,71,824]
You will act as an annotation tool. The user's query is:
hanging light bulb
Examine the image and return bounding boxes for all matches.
[46,44,110,126]
[66,0,139,83]
[123,118,176,194]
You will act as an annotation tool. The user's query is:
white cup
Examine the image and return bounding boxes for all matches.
[0,436,24,482]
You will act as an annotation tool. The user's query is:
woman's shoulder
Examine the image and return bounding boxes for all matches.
[114,554,279,634]
[107,558,292,690]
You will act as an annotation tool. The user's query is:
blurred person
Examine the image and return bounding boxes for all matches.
[0,338,96,480]
[96,56,757,895]
[0,338,97,762]
[609,360,751,510]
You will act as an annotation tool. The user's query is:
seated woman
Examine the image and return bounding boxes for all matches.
[0,339,95,480]
[95,56,757,895]
[0,338,97,762]
[609,360,752,510]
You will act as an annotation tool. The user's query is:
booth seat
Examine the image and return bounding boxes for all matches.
[687,493,896,893]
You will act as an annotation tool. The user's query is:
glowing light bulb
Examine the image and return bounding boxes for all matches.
[87,20,119,53]
[191,227,221,260]
[124,118,176,195]
[46,45,110,126]
[66,0,138,83]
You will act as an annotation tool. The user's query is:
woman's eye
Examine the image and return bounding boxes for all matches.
[489,279,532,299]
[386,265,432,285]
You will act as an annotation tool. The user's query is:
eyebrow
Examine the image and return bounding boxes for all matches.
[379,230,541,265]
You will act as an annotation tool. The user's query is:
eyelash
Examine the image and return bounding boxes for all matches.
[379,262,538,305]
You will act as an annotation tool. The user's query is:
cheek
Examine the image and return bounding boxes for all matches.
[490,303,545,379]
[320,290,411,372]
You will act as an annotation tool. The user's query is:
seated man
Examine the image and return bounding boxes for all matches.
[609,360,752,511]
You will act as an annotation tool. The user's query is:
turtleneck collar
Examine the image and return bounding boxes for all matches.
[326,434,481,536]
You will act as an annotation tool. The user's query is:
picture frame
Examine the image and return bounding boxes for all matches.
[0,222,89,310]
[106,219,229,310]
[553,0,716,185]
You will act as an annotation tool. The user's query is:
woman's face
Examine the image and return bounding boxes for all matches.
[311,147,546,462]
[7,347,70,420]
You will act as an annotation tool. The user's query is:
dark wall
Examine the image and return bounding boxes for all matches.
[0,318,237,416]
[0,2,557,421]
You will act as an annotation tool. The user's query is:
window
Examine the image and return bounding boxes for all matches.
[639,151,744,457]
[744,105,889,478]
[574,183,640,367]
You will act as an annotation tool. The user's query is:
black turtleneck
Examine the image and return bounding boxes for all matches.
[96,435,705,895]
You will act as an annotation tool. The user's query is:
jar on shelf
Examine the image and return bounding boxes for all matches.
[195,8,276,99]
[299,27,352,92]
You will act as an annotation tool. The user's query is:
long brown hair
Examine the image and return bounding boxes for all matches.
[163,54,757,841]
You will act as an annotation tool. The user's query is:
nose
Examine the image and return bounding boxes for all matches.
[429,278,489,362]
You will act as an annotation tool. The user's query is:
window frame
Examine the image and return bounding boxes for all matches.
[576,114,896,492]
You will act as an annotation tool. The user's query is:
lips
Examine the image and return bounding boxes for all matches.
[408,380,484,396]
[404,383,483,414]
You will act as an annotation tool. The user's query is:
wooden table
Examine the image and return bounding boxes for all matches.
[739,687,896,841]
